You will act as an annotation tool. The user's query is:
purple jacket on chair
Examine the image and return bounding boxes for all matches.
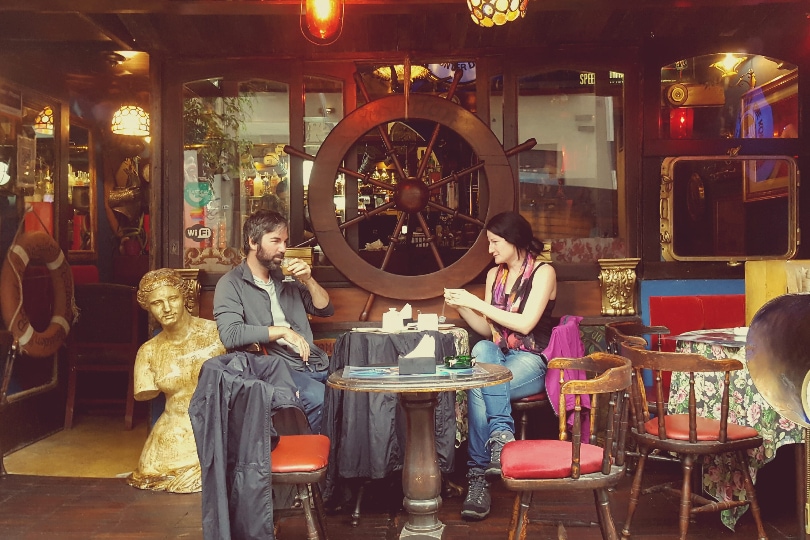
[543,315,591,440]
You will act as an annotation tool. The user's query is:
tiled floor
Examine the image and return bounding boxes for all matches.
[4,413,147,478]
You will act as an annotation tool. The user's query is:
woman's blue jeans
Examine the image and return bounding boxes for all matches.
[466,340,547,469]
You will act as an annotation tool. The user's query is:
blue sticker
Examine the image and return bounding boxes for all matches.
[184,182,213,207]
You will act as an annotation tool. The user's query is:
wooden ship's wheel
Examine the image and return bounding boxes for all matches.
[286,68,535,319]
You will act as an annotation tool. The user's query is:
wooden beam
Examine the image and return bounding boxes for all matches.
[0,0,801,15]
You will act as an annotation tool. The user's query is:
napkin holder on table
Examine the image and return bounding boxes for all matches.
[398,334,437,375]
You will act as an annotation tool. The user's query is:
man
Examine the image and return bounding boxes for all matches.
[213,209,334,433]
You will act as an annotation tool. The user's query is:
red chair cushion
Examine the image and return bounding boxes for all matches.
[513,392,548,404]
[643,415,759,441]
[271,434,330,473]
[500,439,605,479]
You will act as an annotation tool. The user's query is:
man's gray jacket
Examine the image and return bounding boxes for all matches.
[213,260,334,371]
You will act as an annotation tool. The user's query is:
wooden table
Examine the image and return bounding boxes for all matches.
[671,328,805,533]
[328,362,512,539]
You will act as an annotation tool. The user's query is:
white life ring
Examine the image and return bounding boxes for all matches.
[1,231,74,357]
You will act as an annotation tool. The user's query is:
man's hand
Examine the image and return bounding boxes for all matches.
[285,258,312,283]
[280,327,311,362]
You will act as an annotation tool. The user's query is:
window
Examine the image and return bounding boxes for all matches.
[181,78,290,272]
[658,54,799,262]
[517,70,626,263]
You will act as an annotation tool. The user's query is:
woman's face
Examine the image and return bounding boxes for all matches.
[146,285,188,330]
[487,230,517,265]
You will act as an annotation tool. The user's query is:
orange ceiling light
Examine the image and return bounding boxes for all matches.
[468,0,528,27]
[301,0,344,45]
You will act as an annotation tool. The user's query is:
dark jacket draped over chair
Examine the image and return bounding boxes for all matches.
[189,351,307,540]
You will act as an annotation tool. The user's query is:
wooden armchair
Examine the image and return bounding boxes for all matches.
[64,283,144,430]
[618,341,768,540]
[500,352,632,540]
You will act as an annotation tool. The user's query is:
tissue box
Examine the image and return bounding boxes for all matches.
[398,355,436,375]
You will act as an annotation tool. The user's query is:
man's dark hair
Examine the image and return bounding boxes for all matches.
[242,209,288,254]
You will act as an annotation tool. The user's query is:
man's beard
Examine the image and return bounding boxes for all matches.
[256,244,282,271]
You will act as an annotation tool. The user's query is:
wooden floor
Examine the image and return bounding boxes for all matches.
[0,449,803,539]
[0,411,803,539]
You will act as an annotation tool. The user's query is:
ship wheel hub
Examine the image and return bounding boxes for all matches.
[393,179,430,213]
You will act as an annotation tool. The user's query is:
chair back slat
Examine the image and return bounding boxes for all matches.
[571,394,582,478]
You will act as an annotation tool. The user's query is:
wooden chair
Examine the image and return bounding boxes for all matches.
[604,321,669,416]
[64,283,143,430]
[605,322,681,469]
[511,391,549,440]
[500,352,632,540]
[271,407,330,540]
[0,331,17,476]
[618,341,768,540]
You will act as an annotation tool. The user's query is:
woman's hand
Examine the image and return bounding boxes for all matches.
[444,288,481,311]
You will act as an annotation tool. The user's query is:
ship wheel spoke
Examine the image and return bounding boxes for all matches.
[378,212,408,272]
[413,211,445,270]
[426,201,485,227]
[338,201,397,230]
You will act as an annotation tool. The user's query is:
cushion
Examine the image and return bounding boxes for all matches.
[697,295,745,330]
[271,434,330,473]
[512,392,548,405]
[648,295,705,352]
[500,439,605,479]
[643,415,759,441]
[70,265,100,285]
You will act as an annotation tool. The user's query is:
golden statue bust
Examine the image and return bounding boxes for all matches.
[126,268,225,493]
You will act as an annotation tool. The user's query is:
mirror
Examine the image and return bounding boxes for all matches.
[68,121,96,261]
[660,155,798,262]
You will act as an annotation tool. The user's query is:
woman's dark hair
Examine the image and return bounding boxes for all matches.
[242,209,287,254]
[485,211,544,256]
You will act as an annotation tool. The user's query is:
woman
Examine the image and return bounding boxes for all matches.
[127,268,226,493]
[444,211,557,521]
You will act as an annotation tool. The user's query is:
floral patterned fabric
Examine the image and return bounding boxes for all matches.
[549,237,627,263]
[671,330,804,530]
[446,327,471,447]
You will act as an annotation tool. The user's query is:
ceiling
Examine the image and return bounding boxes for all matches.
[0,0,807,104]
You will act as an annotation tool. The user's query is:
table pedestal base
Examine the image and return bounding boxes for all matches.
[400,392,444,539]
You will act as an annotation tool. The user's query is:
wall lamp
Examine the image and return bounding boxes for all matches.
[301,0,344,45]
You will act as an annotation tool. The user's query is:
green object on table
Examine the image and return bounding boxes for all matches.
[444,355,475,369]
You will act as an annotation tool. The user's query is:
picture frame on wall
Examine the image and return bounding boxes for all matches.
[740,70,797,202]
[743,158,790,201]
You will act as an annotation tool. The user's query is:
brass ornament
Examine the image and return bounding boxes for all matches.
[597,258,640,316]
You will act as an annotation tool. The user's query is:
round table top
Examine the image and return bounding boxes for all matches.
[327,362,512,394]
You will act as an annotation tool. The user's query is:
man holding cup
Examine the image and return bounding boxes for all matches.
[213,209,333,433]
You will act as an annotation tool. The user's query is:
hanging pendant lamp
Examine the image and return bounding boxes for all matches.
[33,106,55,136]
[468,0,528,27]
[111,105,150,137]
